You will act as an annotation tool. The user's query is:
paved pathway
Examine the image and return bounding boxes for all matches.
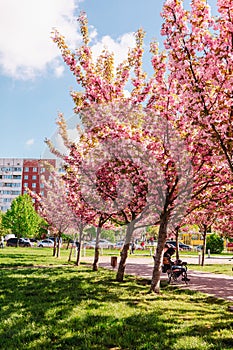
[82,255,233,301]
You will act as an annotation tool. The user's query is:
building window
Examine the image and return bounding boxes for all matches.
[24,167,29,172]
[32,183,36,188]
[32,175,37,180]
[13,167,22,172]
[13,175,21,179]
[33,167,37,172]
[40,183,44,188]
[24,183,28,188]
[24,175,28,180]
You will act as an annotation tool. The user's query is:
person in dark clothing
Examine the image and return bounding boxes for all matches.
[164,246,176,259]
[130,242,136,254]
[162,245,175,272]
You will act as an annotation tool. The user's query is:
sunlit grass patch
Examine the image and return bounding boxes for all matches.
[0,249,232,349]
[189,264,233,276]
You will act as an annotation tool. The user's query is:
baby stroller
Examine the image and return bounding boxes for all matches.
[162,246,190,284]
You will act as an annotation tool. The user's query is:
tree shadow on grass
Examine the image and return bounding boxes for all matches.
[0,250,65,267]
[0,265,232,350]
[163,284,228,305]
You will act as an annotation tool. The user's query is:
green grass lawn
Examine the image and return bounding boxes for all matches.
[0,247,232,349]
[188,264,233,276]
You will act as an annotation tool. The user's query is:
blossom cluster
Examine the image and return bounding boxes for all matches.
[47,2,233,241]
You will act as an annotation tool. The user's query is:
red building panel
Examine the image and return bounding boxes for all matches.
[22,159,56,197]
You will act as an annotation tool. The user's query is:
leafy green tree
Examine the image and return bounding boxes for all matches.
[101,229,121,242]
[84,226,96,241]
[0,212,10,238]
[2,194,42,239]
[206,233,224,254]
[146,226,159,241]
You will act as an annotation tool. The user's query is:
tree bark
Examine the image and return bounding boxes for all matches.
[175,226,180,261]
[68,245,73,262]
[76,244,81,266]
[116,243,130,281]
[56,232,61,258]
[75,225,83,266]
[93,225,101,271]
[150,212,169,293]
[201,225,207,266]
[116,221,135,282]
[53,233,57,257]
[93,246,99,271]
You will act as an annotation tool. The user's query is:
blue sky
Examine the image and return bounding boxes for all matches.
[0,0,217,159]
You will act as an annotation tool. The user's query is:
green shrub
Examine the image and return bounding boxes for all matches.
[206,233,224,254]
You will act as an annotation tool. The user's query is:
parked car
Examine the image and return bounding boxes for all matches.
[5,234,15,241]
[195,245,203,251]
[23,238,31,244]
[29,238,37,246]
[166,240,177,249]
[6,237,32,247]
[68,240,85,248]
[179,243,193,251]
[166,241,192,251]
[86,239,114,249]
[67,239,76,248]
[37,239,54,248]
[113,241,125,249]
[82,241,91,248]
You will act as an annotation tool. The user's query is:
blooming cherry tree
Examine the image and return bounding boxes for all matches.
[48,3,233,293]
[161,0,233,174]
[29,169,82,259]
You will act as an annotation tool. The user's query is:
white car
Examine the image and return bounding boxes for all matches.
[37,239,54,248]
[114,241,125,249]
[87,239,114,249]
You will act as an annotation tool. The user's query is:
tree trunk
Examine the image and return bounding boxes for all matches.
[116,221,135,282]
[175,226,180,261]
[66,240,70,250]
[56,232,61,258]
[68,245,73,262]
[201,226,207,266]
[75,225,83,266]
[93,246,99,271]
[93,225,101,271]
[53,234,57,257]
[76,244,81,266]
[151,212,169,293]
[116,243,130,281]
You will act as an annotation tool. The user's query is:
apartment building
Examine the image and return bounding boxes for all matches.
[0,158,23,212]
[0,158,58,212]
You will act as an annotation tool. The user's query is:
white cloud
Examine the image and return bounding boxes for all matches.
[54,63,65,78]
[0,0,82,80]
[0,0,136,81]
[26,138,34,146]
[91,33,136,68]
[89,25,98,41]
